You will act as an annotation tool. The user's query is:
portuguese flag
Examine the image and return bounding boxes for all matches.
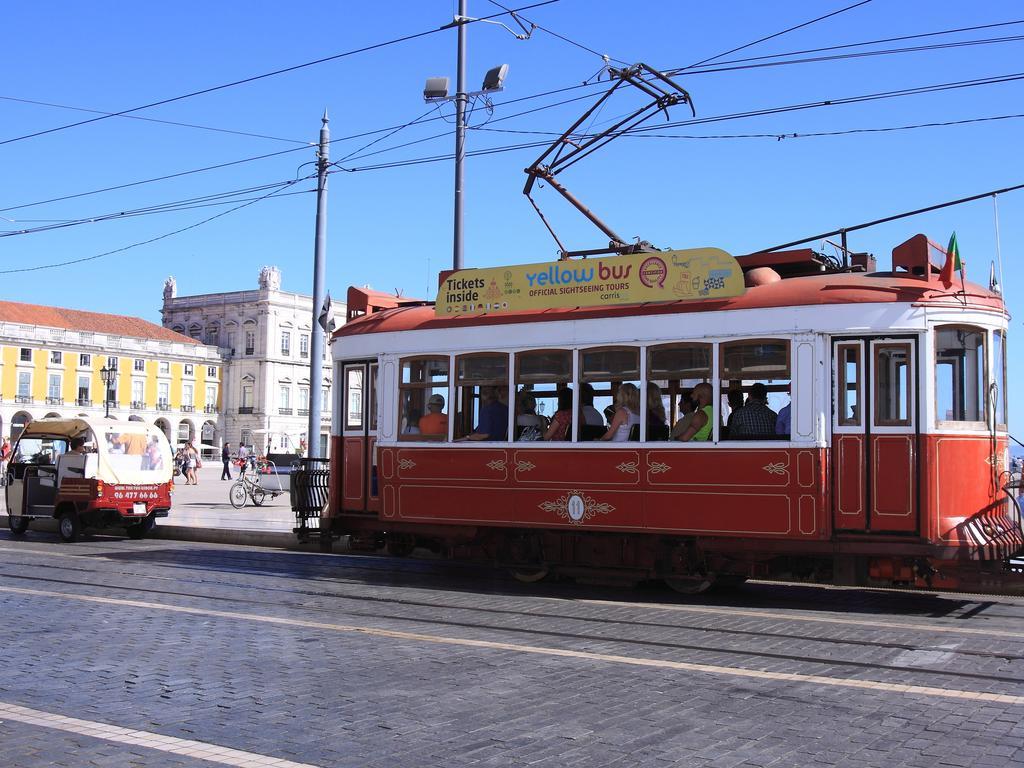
[939,231,963,289]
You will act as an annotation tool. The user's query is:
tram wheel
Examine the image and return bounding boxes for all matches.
[387,535,416,557]
[664,575,713,595]
[57,510,81,543]
[510,565,550,584]
[229,483,247,509]
[8,515,29,536]
[250,487,267,507]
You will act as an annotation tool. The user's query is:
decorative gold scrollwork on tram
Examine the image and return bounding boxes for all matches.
[516,460,536,473]
[616,461,639,474]
[397,458,417,470]
[762,461,788,476]
[648,461,671,475]
[539,491,615,524]
[486,459,507,472]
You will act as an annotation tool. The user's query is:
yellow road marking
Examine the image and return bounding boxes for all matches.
[0,701,322,768]
[2,584,1022,705]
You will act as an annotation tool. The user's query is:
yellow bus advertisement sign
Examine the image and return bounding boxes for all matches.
[435,248,745,316]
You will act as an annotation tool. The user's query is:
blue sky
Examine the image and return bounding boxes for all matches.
[2,1,1022,429]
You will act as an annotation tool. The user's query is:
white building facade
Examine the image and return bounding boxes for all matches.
[160,267,340,457]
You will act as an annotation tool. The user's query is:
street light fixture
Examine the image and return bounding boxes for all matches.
[100,363,117,418]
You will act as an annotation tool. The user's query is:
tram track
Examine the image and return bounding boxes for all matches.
[2,542,1023,691]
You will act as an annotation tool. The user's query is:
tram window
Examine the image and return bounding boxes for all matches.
[581,347,640,441]
[874,344,912,426]
[344,366,364,430]
[649,344,711,440]
[837,344,862,426]
[994,330,1007,427]
[515,350,571,441]
[399,357,449,441]
[455,353,510,441]
[720,340,791,440]
[935,326,985,423]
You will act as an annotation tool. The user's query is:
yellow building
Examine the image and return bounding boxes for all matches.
[0,300,222,448]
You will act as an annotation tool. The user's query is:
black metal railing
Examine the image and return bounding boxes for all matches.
[291,458,330,543]
[76,398,93,407]
[15,395,32,404]
[204,404,217,413]
[278,408,293,415]
[46,396,64,405]
[238,406,253,414]
[181,404,195,412]
[130,400,145,410]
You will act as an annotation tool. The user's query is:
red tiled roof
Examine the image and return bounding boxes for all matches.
[0,300,198,344]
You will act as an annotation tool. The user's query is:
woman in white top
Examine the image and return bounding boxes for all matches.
[601,383,640,441]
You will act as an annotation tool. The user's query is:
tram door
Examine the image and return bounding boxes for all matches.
[340,361,379,514]
[831,338,918,534]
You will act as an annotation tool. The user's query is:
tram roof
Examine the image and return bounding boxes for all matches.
[336,271,1005,339]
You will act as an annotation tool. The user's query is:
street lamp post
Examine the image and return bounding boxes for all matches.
[100,364,116,418]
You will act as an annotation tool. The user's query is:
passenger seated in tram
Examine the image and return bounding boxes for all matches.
[646,382,670,441]
[675,383,713,442]
[729,382,778,439]
[403,409,422,435]
[515,391,548,441]
[671,389,697,439]
[601,383,640,442]
[460,386,509,441]
[580,383,604,427]
[723,388,745,439]
[418,394,448,437]
[775,385,791,438]
[543,389,573,441]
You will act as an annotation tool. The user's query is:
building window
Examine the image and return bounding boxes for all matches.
[189,324,202,340]
[207,366,217,378]
[48,374,62,400]
[159,361,169,375]
[106,375,118,405]
[206,385,217,408]
[399,357,449,441]
[300,334,309,358]
[281,331,291,356]
[241,384,254,409]
[19,348,32,362]
[106,356,118,369]
[17,371,31,398]
[280,386,291,409]
[205,326,219,346]
[245,330,256,356]
[935,326,985,423]
[158,382,169,408]
[455,353,509,441]
[79,353,91,367]
[299,387,309,412]
[184,364,194,377]
[182,384,194,407]
[132,380,144,406]
[77,375,90,404]
[134,358,145,372]
[50,350,62,365]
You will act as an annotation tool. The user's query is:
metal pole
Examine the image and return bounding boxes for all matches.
[307,111,329,459]
[453,0,468,271]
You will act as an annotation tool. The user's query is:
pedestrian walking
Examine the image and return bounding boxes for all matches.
[221,442,232,480]
[186,441,200,485]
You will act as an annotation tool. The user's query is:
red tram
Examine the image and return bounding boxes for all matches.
[323,235,1022,592]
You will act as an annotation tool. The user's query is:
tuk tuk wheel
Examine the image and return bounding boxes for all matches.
[57,510,81,543]
[229,482,247,509]
[126,515,156,540]
[8,515,29,536]
[250,487,267,506]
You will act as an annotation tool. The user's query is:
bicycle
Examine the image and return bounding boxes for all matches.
[229,459,286,508]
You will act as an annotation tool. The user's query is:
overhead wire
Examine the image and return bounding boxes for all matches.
[484,0,630,65]
[0,0,563,148]
[0,176,315,275]
[684,0,875,69]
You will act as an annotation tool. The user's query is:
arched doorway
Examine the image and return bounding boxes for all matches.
[201,420,217,445]
[177,419,195,446]
[44,411,61,419]
[154,418,172,441]
[11,411,33,440]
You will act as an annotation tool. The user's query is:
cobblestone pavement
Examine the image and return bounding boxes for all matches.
[1,532,1022,767]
